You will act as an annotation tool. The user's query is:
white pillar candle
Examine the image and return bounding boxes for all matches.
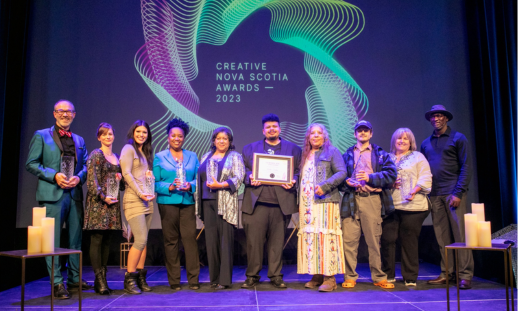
[41,217,55,253]
[27,226,42,254]
[464,213,479,247]
[32,207,46,227]
[478,221,492,247]
[472,203,485,222]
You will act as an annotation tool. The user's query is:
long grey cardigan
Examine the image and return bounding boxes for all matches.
[195,150,245,226]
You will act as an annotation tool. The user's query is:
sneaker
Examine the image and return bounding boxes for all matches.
[241,277,260,288]
[405,280,417,287]
[270,277,287,289]
[387,278,396,283]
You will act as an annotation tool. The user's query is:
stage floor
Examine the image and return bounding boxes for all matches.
[0,263,514,310]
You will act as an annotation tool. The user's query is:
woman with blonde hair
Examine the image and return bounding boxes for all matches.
[297,123,346,292]
[381,128,432,286]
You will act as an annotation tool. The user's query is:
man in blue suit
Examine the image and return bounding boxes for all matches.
[26,100,92,299]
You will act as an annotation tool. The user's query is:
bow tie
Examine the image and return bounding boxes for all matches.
[59,129,72,138]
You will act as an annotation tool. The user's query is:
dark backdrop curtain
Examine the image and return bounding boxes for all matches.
[0,0,32,292]
[466,0,517,230]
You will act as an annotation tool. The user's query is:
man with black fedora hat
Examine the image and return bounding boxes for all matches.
[421,105,474,289]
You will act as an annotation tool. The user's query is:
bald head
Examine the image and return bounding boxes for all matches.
[54,100,75,111]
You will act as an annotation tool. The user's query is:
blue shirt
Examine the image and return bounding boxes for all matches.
[153,149,199,205]
[420,126,472,198]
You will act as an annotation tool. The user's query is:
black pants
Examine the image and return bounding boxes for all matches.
[158,203,199,285]
[203,200,234,286]
[89,230,115,272]
[242,203,288,279]
[380,209,430,282]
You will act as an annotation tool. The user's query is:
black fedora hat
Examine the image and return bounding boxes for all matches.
[425,105,453,121]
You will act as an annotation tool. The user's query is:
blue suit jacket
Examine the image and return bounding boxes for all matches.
[26,126,88,202]
[153,149,199,205]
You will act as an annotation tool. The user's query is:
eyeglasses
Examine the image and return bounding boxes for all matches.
[54,110,75,116]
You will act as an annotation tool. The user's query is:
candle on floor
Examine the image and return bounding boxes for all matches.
[478,221,492,247]
[472,203,485,222]
[27,226,42,254]
[32,207,46,227]
[464,213,478,247]
[41,217,55,253]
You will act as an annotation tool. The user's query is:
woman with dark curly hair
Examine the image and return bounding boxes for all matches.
[196,127,245,289]
[120,120,155,294]
[153,118,200,290]
[84,123,124,295]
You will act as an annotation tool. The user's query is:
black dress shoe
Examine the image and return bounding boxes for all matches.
[170,284,181,290]
[270,277,287,289]
[54,283,71,299]
[189,283,200,290]
[67,279,93,290]
[427,276,450,285]
[215,284,231,290]
[459,279,472,289]
[241,277,260,288]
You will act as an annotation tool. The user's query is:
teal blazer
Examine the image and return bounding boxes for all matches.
[153,149,199,205]
[26,126,88,202]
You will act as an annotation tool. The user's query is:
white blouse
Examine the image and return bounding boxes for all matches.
[390,151,432,211]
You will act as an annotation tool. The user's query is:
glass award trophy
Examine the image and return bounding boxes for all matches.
[176,159,186,188]
[350,155,367,187]
[144,171,155,195]
[399,171,413,200]
[61,156,75,179]
[207,158,218,186]
[106,173,119,199]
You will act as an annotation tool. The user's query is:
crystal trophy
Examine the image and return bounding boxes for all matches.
[207,158,218,186]
[60,156,74,179]
[144,171,155,195]
[176,159,186,188]
[349,155,367,187]
[399,171,413,200]
[106,173,119,199]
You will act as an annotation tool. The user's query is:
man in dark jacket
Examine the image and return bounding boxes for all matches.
[339,120,396,289]
[241,114,302,289]
[420,105,473,289]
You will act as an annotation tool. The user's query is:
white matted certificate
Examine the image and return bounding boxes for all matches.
[252,153,294,185]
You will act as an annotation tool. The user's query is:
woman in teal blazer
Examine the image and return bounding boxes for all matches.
[153,118,200,290]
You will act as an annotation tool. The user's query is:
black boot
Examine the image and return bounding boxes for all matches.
[137,269,152,292]
[101,266,113,293]
[94,269,110,295]
[124,272,141,294]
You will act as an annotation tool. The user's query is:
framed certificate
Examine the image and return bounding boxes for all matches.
[252,153,294,185]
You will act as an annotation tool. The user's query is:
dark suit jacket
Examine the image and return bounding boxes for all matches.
[241,138,302,215]
[26,126,88,202]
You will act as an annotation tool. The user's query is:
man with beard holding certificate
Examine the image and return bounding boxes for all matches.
[241,113,302,289]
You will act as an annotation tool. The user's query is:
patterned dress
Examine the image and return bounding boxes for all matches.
[297,159,345,275]
[84,149,124,230]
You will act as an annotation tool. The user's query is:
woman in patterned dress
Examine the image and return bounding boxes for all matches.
[84,123,124,295]
[297,123,347,292]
